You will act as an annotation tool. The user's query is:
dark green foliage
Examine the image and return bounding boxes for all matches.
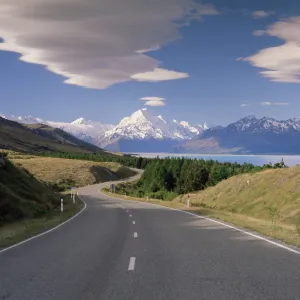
[0,159,59,225]
[120,157,279,201]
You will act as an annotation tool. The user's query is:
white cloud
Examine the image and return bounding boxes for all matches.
[141,96,166,106]
[0,0,218,89]
[252,10,273,19]
[145,100,166,107]
[131,68,189,82]
[140,97,166,101]
[261,102,290,106]
[241,103,250,107]
[243,17,300,83]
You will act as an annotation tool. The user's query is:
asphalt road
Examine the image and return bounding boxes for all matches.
[1,173,300,300]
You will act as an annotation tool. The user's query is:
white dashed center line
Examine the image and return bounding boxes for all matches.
[132,221,136,225]
[129,215,132,218]
[128,257,136,271]
[134,232,138,238]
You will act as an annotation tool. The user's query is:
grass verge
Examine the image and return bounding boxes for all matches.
[0,193,84,249]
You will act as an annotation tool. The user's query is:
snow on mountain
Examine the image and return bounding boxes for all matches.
[46,119,114,144]
[1,110,208,151]
[184,115,300,155]
[98,109,208,148]
[0,113,114,144]
[0,114,44,124]
[229,115,300,133]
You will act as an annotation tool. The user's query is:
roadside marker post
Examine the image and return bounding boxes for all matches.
[72,187,76,204]
[61,198,64,212]
[187,195,190,208]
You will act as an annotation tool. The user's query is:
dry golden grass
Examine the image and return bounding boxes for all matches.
[10,156,135,188]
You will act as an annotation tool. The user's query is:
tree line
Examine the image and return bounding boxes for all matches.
[37,152,151,169]
[126,157,285,200]
[38,151,286,201]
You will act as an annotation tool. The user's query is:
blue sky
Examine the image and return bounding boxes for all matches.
[0,0,300,126]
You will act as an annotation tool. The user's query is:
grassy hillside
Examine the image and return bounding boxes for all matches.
[178,167,300,246]
[0,117,106,154]
[0,153,136,248]
[9,156,137,191]
[0,158,59,225]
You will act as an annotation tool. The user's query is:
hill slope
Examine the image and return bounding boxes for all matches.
[0,117,106,153]
[0,157,58,224]
[179,167,300,245]
[10,156,137,190]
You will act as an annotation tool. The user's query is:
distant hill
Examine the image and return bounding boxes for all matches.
[176,116,300,154]
[0,117,107,154]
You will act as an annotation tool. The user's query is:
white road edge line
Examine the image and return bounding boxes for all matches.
[133,221,136,225]
[128,257,136,271]
[0,191,87,255]
[134,232,138,238]
[100,189,300,256]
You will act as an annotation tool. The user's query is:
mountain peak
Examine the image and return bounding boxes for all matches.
[71,117,87,125]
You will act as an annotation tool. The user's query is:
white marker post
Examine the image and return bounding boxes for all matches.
[72,188,75,204]
[61,198,64,212]
[146,192,149,202]
[187,195,190,208]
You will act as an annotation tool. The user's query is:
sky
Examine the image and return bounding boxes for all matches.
[0,0,300,126]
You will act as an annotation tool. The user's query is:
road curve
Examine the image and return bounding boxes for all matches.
[1,171,300,300]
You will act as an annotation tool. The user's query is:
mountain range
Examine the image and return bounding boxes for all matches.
[3,111,300,154]
[178,115,300,154]
[1,109,208,152]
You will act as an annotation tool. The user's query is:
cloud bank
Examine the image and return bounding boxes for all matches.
[0,0,218,89]
[243,17,300,83]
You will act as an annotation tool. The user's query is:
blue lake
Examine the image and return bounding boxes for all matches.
[133,153,300,167]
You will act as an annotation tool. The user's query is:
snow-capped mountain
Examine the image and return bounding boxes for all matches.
[97,109,208,151]
[47,118,114,144]
[1,109,208,152]
[178,115,300,155]
[0,114,44,124]
[0,113,114,145]
[229,115,300,133]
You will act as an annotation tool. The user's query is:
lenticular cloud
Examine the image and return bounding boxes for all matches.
[0,0,218,89]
